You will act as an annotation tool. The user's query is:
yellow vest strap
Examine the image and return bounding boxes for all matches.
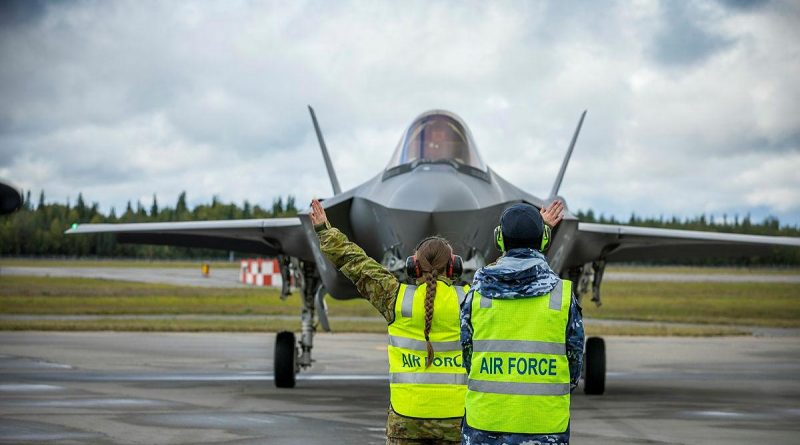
[468,379,570,396]
[392,372,467,385]
[473,339,565,355]
[400,285,417,317]
[388,335,461,352]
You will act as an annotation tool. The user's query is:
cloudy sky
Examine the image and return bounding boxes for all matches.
[1,0,798,224]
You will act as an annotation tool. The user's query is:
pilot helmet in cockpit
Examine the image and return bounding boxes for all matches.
[407,115,470,163]
[385,110,487,172]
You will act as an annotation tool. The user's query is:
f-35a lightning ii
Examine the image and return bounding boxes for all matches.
[68,108,800,393]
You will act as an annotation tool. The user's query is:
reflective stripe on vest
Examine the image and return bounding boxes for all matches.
[400,285,416,317]
[388,282,468,419]
[392,372,467,385]
[389,335,461,352]
[465,279,572,434]
[473,339,565,355]
[455,286,467,305]
[468,380,570,396]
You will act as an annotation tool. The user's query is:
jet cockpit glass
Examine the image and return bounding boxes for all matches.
[386,111,487,172]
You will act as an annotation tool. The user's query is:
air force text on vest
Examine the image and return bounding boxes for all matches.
[401,353,462,368]
[479,356,558,376]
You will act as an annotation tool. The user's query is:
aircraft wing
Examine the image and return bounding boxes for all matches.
[65,218,315,261]
[556,221,800,268]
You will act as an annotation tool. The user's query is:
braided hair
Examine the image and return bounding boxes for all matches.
[414,237,453,368]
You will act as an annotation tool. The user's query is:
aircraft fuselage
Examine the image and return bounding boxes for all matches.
[310,161,565,300]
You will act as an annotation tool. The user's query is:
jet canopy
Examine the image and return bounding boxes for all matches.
[386,111,487,174]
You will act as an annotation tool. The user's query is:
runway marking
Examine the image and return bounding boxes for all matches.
[0,372,390,382]
[16,398,171,408]
[0,384,63,392]
[240,416,275,424]
[299,374,387,381]
[683,410,770,420]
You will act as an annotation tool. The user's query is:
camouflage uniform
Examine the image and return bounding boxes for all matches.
[316,223,462,445]
[460,247,585,445]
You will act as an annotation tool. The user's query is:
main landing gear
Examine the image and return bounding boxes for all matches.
[274,261,329,388]
[583,336,606,395]
[570,262,607,395]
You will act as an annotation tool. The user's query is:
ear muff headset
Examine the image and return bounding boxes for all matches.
[405,236,463,279]
[494,225,551,252]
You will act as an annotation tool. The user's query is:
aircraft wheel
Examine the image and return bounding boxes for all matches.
[584,336,606,395]
[274,331,297,388]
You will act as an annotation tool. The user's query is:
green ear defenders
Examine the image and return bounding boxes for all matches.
[494,225,551,252]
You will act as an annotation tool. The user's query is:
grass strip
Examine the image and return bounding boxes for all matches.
[582,281,800,328]
[584,324,747,337]
[0,276,378,316]
[2,275,798,331]
[0,318,388,333]
[606,265,800,276]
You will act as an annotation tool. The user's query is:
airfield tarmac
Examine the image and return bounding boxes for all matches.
[3,266,800,286]
[1,332,798,445]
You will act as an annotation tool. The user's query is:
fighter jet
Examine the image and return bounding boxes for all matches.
[67,108,800,393]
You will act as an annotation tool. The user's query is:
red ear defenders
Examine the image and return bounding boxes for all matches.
[405,236,463,279]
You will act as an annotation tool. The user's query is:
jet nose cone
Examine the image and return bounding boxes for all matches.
[386,167,480,212]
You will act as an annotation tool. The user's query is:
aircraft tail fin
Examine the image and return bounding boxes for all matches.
[549,110,587,200]
[308,105,342,195]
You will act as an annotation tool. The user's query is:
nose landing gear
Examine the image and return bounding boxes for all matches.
[274,261,328,388]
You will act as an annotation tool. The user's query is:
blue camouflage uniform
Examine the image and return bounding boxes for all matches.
[460,247,585,445]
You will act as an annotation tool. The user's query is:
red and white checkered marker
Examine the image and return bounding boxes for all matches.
[240,258,283,287]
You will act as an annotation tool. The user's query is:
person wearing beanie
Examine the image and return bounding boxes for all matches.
[460,200,585,445]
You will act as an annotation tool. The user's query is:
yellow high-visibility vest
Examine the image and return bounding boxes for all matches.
[387,281,468,419]
[465,279,572,434]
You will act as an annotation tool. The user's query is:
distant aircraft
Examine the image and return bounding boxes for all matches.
[0,180,23,215]
[68,108,800,392]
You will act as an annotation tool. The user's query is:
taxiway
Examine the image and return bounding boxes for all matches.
[1,332,798,444]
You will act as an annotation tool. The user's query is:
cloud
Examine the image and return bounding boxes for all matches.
[0,0,798,225]
[649,1,735,67]
[716,0,770,11]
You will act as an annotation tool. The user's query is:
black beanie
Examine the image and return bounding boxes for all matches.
[500,203,544,250]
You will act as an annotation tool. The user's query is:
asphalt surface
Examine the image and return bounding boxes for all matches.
[0,267,246,288]
[3,266,800,286]
[1,332,798,445]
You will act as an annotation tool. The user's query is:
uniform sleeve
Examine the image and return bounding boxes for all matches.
[316,225,400,323]
[566,293,585,393]
[460,289,474,373]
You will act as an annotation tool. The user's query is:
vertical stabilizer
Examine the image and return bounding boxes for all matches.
[549,110,587,200]
[308,106,342,196]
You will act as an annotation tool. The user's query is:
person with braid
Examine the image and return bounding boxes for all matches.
[309,198,467,445]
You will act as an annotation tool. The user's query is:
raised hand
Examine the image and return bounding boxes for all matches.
[309,199,328,227]
[541,200,565,228]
